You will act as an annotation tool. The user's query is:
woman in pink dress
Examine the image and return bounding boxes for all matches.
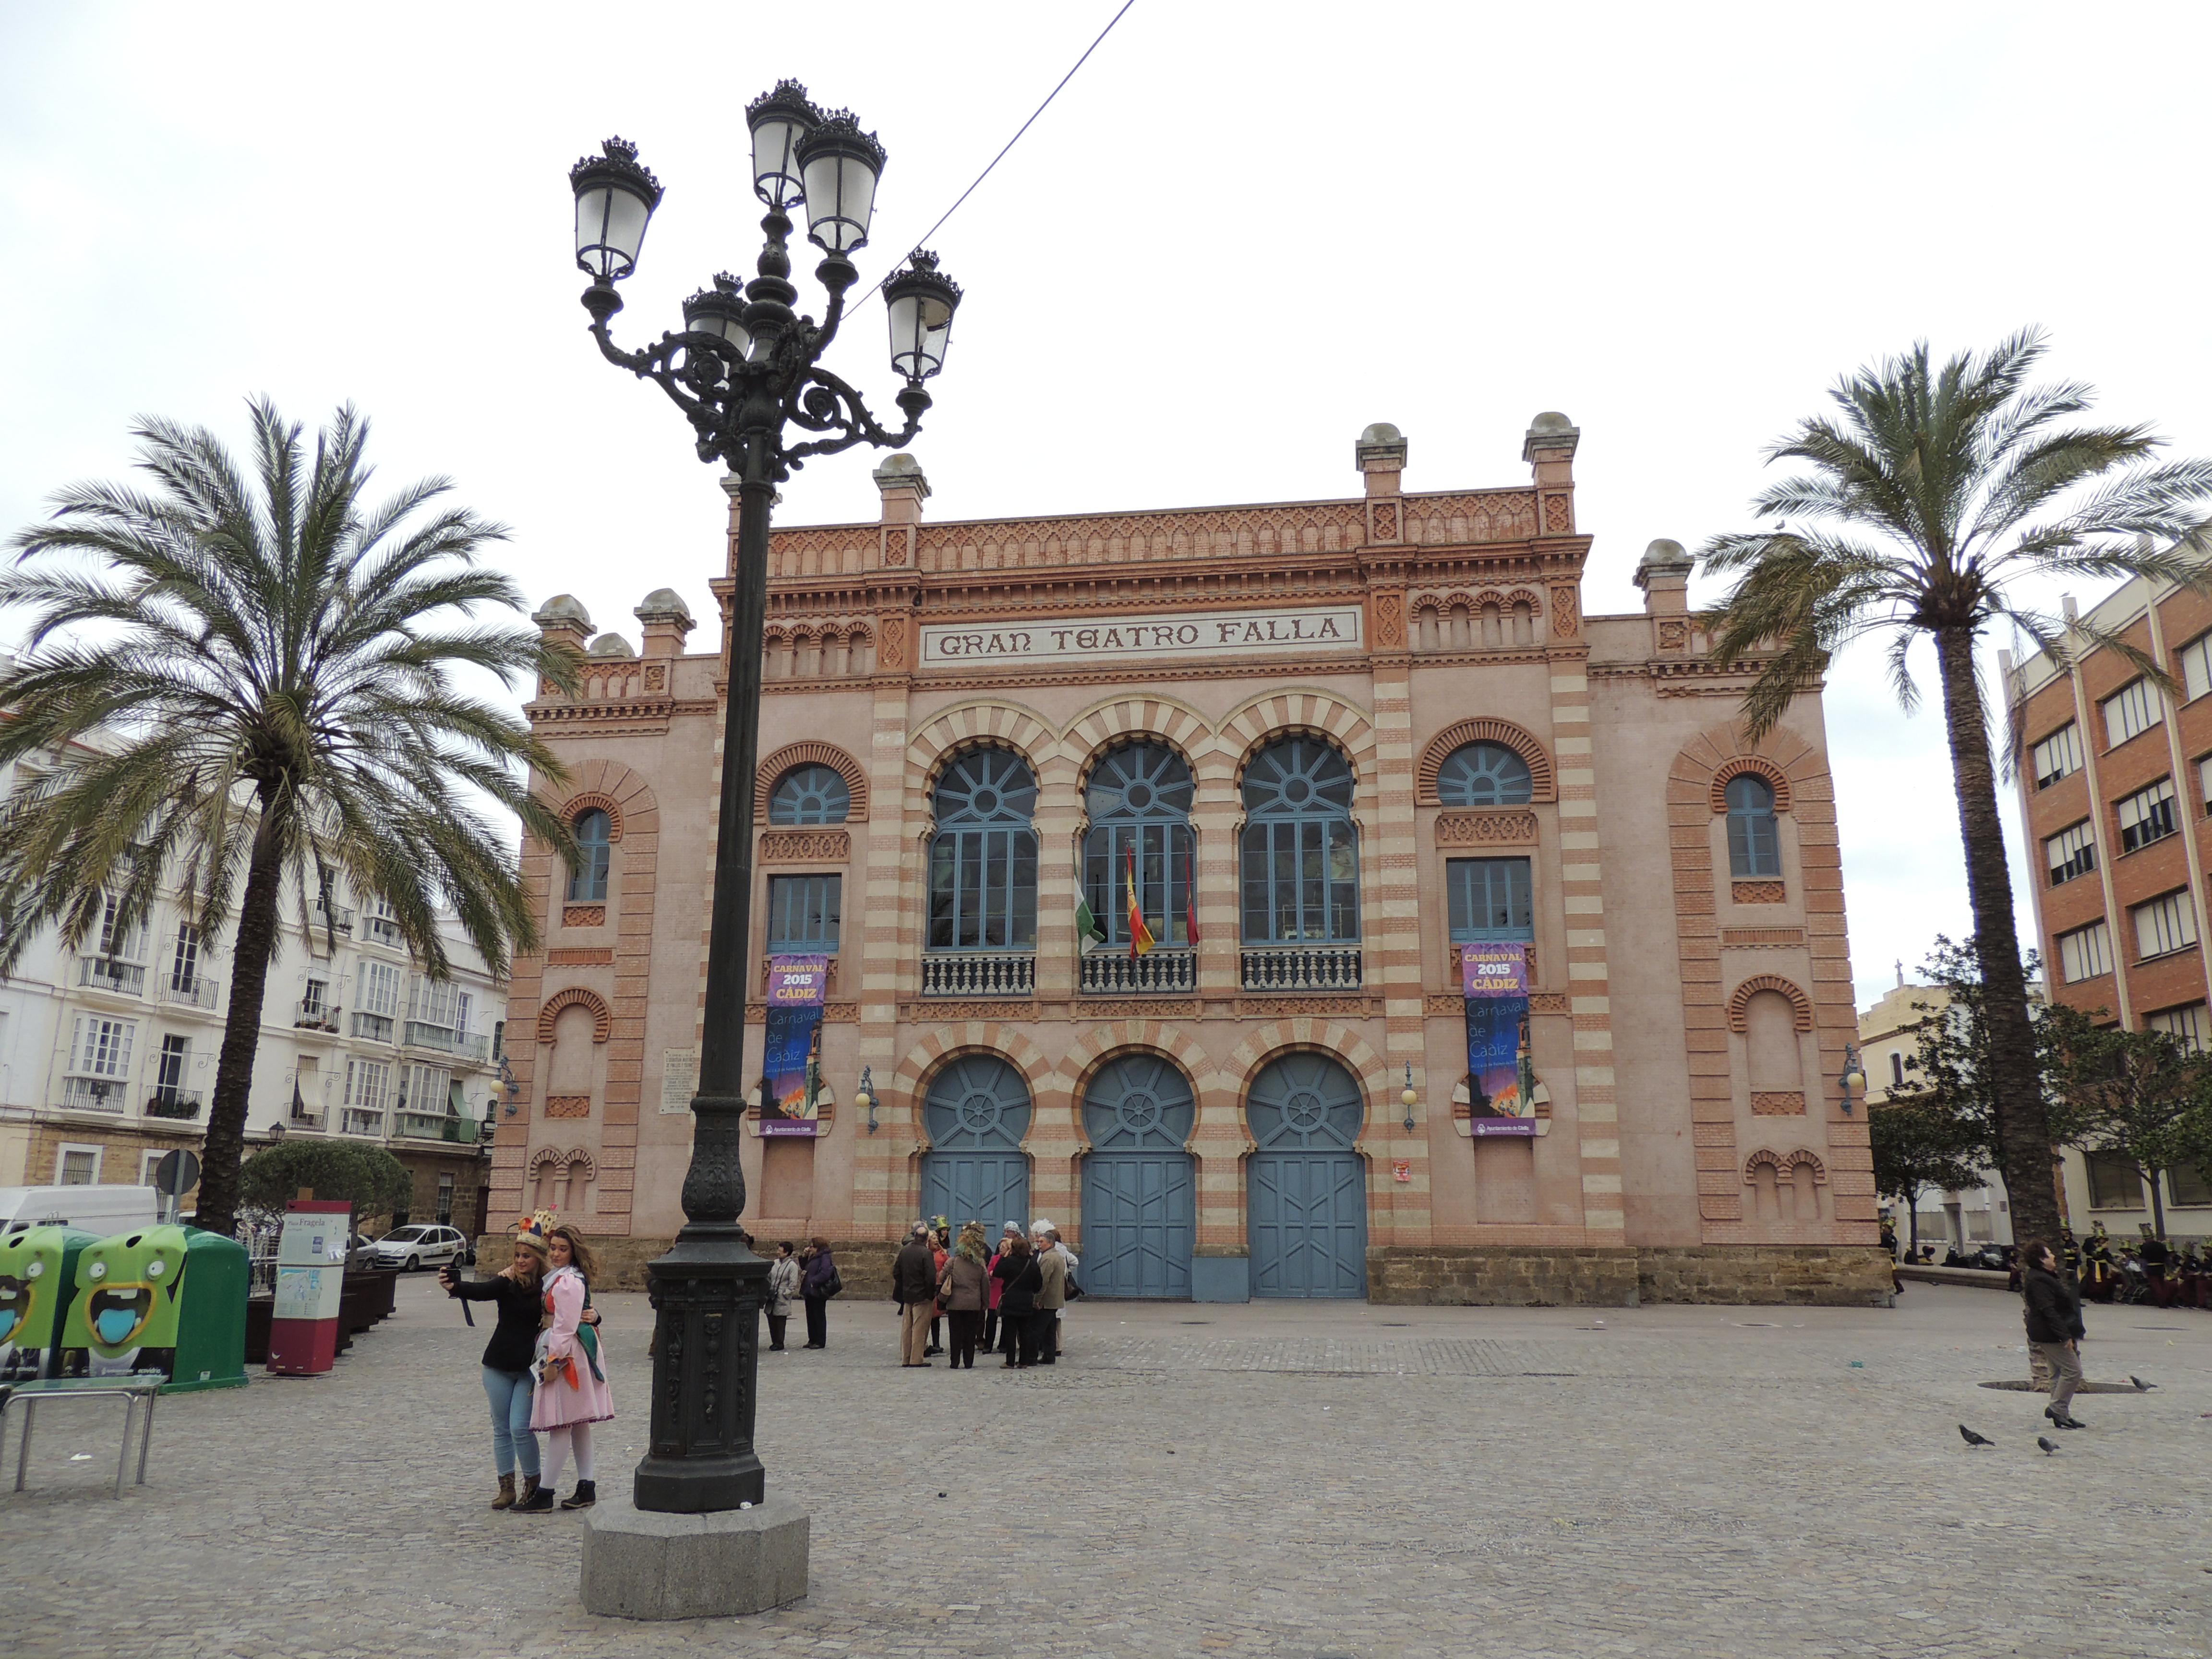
[518,1221,614,1512]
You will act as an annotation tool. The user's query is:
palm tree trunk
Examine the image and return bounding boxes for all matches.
[194,804,285,1237]
[1932,625,2064,1243]
[2147,1165,2166,1236]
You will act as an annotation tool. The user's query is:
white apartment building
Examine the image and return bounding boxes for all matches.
[1858,977,2014,1251]
[0,740,508,1230]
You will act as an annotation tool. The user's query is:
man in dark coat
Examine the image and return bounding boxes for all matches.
[2022,1239,2088,1429]
[893,1222,938,1368]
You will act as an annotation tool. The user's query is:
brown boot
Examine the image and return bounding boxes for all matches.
[491,1473,517,1510]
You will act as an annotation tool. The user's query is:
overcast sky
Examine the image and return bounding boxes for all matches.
[6,2,2210,1010]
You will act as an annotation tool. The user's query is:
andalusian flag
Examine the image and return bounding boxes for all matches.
[1075,893,1106,946]
[1125,846,1156,961]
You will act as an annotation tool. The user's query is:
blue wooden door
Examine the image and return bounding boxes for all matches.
[922,1054,1032,1231]
[1080,1052,1196,1298]
[1246,1052,1367,1298]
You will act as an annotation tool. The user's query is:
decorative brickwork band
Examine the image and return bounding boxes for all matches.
[1750,1092,1807,1115]
[1548,583,1580,635]
[1731,881,1787,905]
[1414,719,1556,805]
[759,830,851,863]
[561,791,626,840]
[561,904,607,927]
[547,946,615,965]
[543,1095,593,1118]
[1708,756,1793,814]
[1434,809,1539,846]
[1727,975,1815,1034]
[537,986,613,1045]
[753,740,870,821]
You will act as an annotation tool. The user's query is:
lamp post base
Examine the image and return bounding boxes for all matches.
[581,1490,809,1619]
[634,1219,769,1513]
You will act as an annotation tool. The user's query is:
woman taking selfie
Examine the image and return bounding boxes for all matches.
[440,1214,550,1509]
[521,1220,615,1512]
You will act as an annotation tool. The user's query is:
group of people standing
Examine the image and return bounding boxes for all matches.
[892,1218,1077,1369]
[763,1236,842,1351]
[442,1210,614,1513]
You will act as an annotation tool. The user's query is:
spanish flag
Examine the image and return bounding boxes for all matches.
[1125,846,1155,961]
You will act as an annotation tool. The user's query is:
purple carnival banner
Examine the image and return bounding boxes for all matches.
[1462,942,1537,1137]
[759,955,829,1137]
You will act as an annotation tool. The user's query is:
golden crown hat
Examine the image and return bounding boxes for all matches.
[514,1209,557,1255]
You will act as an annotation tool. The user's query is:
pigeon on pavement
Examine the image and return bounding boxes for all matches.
[2037,1436,2059,1455]
[2131,1375,2156,1391]
[1959,1424,1994,1447]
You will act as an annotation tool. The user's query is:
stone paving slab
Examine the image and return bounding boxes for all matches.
[1,1279,2207,1658]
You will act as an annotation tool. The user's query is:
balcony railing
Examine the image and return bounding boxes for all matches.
[62,1076,128,1112]
[157,974,220,1011]
[350,1011,395,1043]
[451,1034,491,1064]
[340,1108,385,1137]
[1081,949,1196,995]
[295,1000,340,1032]
[288,1104,326,1130]
[403,1021,456,1053]
[1240,944,1364,993]
[364,915,403,947]
[311,901,354,936]
[395,1110,484,1143]
[77,957,145,996]
[920,951,1035,998]
[145,1088,203,1121]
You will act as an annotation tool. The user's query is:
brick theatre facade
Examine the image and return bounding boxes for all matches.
[489,415,1887,1305]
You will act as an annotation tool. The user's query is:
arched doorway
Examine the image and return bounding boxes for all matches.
[1080,1052,1196,1298]
[921,1054,1032,1232]
[1245,1051,1367,1298]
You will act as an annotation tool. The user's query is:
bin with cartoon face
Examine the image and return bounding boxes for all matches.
[56,1224,248,1392]
[0,1226,99,1382]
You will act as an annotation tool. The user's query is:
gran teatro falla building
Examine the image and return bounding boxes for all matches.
[491,416,1889,1305]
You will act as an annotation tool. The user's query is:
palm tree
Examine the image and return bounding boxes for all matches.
[1699,331,2212,1246]
[0,401,575,1236]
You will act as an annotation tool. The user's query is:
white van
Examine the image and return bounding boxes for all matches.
[0,1185,159,1237]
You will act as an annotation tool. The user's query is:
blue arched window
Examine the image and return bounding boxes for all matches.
[1082,745,1195,947]
[1240,738,1359,943]
[567,809,611,902]
[1436,741,1532,806]
[769,764,850,826]
[1726,774,1781,878]
[928,749,1038,950]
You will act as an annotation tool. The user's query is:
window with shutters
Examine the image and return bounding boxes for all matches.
[70,1015,135,1078]
[2179,632,2212,703]
[2044,821,2096,887]
[2103,679,2162,748]
[1725,775,1781,878]
[1239,738,1360,943]
[2116,779,2178,854]
[96,894,148,962]
[767,874,842,953]
[567,810,612,901]
[1082,745,1195,948]
[926,750,1038,951]
[2145,1002,2211,1054]
[353,960,401,1042]
[2057,922,2114,983]
[1446,858,1534,942]
[2032,723,2083,789]
[169,923,203,993]
[2133,891,2198,960]
[342,1059,390,1135]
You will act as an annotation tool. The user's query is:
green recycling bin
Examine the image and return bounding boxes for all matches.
[55,1223,249,1393]
[0,1226,101,1382]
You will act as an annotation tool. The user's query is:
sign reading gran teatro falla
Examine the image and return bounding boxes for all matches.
[918,603,1365,668]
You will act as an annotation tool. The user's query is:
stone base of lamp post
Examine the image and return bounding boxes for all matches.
[580,1490,810,1619]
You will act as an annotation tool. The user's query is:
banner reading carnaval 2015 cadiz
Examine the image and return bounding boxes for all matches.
[1463,942,1536,1137]
[760,955,829,1137]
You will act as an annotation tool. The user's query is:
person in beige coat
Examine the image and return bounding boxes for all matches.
[1032,1224,1067,1367]
[940,1222,992,1369]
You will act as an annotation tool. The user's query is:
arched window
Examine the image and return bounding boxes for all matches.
[567,809,611,902]
[928,750,1038,950]
[1726,774,1780,878]
[1436,741,1533,806]
[769,764,851,826]
[1240,738,1359,943]
[1082,745,1195,948]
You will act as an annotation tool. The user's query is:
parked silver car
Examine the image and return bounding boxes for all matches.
[367,1224,471,1271]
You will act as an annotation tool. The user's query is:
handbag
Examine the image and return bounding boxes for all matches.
[825,1264,844,1298]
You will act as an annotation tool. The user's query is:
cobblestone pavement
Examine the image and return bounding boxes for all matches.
[4,1278,2208,1659]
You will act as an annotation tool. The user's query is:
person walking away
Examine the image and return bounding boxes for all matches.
[926,1225,950,1357]
[523,1221,614,1511]
[994,1234,1043,1367]
[441,1215,549,1509]
[800,1235,838,1348]
[2022,1239,2088,1430]
[942,1222,991,1370]
[1032,1224,1066,1367]
[893,1223,938,1367]
[766,1240,800,1351]
[985,1222,1021,1357]
[1043,1222,1080,1362]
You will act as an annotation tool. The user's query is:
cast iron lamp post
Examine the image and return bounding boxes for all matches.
[568,83,962,1515]
[1839,1043,1867,1117]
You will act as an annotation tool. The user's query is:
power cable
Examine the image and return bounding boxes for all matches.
[847,0,1136,317]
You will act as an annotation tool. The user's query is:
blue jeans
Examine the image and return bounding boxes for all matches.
[482,1366,540,1478]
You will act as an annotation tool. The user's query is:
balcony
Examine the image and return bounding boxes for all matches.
[363,915,403,948]
[1081,949,1196,995]
[77,956,145,997]
[288,1103,326,1130]
[1240,945,1363,993]
[403,1021,456,1054]
[61,1077,127,1113]
[157,974,221,1011]
[350,1011,395,1043]
[395,1110,484,1143]
[310,901,354,937]
[451,1034,491,1064]
[340,1108,385,1137]
[921,951,1034,998]
[144,1088,203,1121]
[294,1000,340,1033]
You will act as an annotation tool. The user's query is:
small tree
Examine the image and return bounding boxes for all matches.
[2040,1003,2212,1236]
[238,1139,413,1229]
[1869,1094,1988,1258]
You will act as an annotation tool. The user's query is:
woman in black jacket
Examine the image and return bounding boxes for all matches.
[442,1229,549,1508]
[992,1235,1044,1369]
[2020,1239,2088,1430]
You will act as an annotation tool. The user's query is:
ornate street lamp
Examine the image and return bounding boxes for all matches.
[568,90,961,1518]
[1839,1043,1867,1116]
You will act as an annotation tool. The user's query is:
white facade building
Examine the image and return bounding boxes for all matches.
[1858,978,2014,1252]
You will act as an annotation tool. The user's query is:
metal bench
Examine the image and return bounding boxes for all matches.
[0,1377,162,1498]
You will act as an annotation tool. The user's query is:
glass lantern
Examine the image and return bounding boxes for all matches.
[793,113,886,253]
[883,252,962,381]
[569,137,663,281]
[746,80,819,211]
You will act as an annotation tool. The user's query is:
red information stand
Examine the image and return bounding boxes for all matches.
[266,1200,352,1375]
